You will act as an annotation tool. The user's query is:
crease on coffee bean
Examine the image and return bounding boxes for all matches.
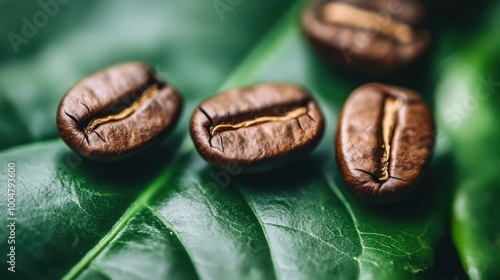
[199,106,215,131]
[199,106,225,152]
[355,168,407,185]
[70,83,165,145]
[65,107,104,145]
[85,85,160,134]
[65,110,91,145]
[80,101,105,143]
[209,107,308,136]
[296,118,306,132]
[321,2,415,44]
[200,102,314,152]
[376,96,402,182]
[64,110,79,126]
[94,131,106,143]
[213,134,224,152]
[81,102,91,115]
[305,107,317,122]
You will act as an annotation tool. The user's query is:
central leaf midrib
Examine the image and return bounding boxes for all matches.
[62,159,178,280]
[62,1,307,278]
[322,170,365,277]
[237,189,280,280]
[237,169,366,279]
[145,205,202,280]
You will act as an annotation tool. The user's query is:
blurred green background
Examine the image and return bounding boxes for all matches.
[1,0,499,279]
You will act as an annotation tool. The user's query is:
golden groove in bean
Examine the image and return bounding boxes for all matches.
[86,85,159,133]
[211,107,308,135]
[378,96,402,181]
[322,2,414,43]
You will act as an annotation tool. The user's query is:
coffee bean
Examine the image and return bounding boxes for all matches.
[336,83,434,202]
[190,83,324,173]
[57,62,182,161]
[302,0,430,74]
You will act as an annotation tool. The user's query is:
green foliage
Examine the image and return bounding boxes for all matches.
[0,0,499,279]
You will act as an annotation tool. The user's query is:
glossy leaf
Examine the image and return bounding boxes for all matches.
[2,0,498,279]
[435,17,500,278]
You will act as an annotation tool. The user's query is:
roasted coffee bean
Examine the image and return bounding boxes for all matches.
[336,83,434,202]
[190,83,324,173]
[302,0,430,74]
[57,62,182,161]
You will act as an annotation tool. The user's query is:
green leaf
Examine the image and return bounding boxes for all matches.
[71,147,450,280]
[435,18,500,279]
[0,0,468,279]
[0,140,163,279]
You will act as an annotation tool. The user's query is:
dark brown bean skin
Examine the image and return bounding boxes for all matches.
[302,0,430,74]
[190,83,324,173]
[57,62,182,162]
[336,83,434,202]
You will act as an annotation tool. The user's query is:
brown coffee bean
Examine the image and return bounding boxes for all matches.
[57,62,182,161]
[336,83,434,202]
[190,83,324,173]
[302,0,430,74]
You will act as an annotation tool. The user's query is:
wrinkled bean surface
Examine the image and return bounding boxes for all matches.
[302,0,430,73]
[336,83,434,202]
[57,62,182,161]
[190,83,324,173]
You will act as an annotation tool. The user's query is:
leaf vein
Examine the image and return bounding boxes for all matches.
[145,205,202,280]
